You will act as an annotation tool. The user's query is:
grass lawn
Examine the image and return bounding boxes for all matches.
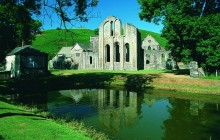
[0,101,105,140]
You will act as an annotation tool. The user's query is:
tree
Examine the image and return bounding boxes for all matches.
[42,0,99,29]
[0,0,42,62]
[0,0,98,62]
[138,0,220,73]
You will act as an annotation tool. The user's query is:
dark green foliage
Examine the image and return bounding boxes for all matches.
[0,0,99,62]
[138,0,220,73]
[0,0,42,61]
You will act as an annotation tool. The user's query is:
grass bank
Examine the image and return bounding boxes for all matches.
[0,100,107,140]
[0,70,220,95]
[50,69,220,95]
[0,70,220,140]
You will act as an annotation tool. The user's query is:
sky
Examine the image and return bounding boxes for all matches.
[40,0,164,34]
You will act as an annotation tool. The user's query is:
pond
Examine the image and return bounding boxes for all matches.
[7,89,220,140]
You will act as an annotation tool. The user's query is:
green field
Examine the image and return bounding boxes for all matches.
[0,101,91,140]
[32,28,167,59]
[0,100,108,140]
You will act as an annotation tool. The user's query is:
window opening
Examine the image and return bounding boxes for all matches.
[115,42,120,62]
[106,44,110,62]
[125,43,130,62]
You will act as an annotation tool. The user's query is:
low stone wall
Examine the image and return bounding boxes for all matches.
[189,61,205,78]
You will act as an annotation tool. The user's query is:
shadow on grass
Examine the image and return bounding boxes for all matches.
[165,69,190,75]
[0,135,4,140]
[0,72,161,93]
[0,112,44,119]
[125,74,159,91]
[0,108,23,111]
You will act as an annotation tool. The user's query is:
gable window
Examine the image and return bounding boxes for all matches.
[111,21,114,36]
[76,53,80,57]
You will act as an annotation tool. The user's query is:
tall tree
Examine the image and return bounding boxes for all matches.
[138,0,220,72]
[0,0,42,61]
[0,0,98,62]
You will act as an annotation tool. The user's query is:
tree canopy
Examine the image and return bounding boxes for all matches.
[0,0,42,61]
[0,0,98,62]
[138,0,220,72]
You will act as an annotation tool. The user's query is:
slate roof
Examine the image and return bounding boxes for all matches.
[57,47,73,57]
[7,45,47,56]
[77,43,90,50]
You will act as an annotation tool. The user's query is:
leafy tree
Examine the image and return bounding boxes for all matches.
[138,0,220,72]
[0,0,42,61]
[0,0,98,62]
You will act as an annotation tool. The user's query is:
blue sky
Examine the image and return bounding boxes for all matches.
[41,0,163,34]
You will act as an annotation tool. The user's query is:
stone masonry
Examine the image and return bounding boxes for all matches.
[52,16,172,70]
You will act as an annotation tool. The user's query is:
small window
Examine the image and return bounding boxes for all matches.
[148,40,151,43]
[76,53,80,57]
[148,46,151,50]
[146,60,150,64]
[90,56,92,64]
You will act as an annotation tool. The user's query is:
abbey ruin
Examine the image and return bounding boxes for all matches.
[52,16,172,70]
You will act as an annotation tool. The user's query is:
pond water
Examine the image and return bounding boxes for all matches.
[7,89,220,140]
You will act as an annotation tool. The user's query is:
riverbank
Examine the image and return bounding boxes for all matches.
[0,70,220,140]
[0,100,107,140]
[0,70,220,95]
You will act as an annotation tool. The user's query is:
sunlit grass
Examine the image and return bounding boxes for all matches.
[0,101,108,140]
[32,29,95,59]
[202,75,220,80]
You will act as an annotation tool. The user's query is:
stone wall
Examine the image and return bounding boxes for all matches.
[142,35,171,70]
[189,61,205,78]
[52,16,174,71]
[98,16,141,70]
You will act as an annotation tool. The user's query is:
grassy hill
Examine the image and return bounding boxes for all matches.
[32,28,167,59]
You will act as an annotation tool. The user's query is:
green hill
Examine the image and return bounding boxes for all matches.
[32,28,167,59]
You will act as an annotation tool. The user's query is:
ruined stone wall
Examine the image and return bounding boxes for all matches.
[143,50,170,69]
[142,35,171,70]
[81,51,98,70]
[90,36,99,53]
[98,16,141,70]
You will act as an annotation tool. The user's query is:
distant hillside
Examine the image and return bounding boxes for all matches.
[32,29,95,59]
[32,28,167,59]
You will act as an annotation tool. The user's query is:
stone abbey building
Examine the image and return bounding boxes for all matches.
[52,16,172,70]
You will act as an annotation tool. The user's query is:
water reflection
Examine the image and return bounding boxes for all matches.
[47,89,170,139]
[163,99,220,140]
[4,89,220,140]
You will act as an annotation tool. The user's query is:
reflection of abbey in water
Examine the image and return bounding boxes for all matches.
[59,89,142,133]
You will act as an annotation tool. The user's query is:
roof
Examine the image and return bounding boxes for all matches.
[7,45,47,56]
[76,43,90,50]
[57,47,73,57]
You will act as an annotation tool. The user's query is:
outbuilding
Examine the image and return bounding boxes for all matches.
[5,45,48,78]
